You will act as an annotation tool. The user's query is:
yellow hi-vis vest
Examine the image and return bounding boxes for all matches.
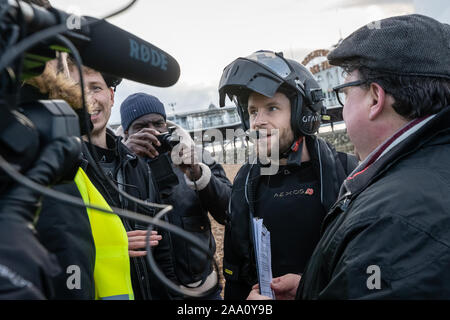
[74,168,134,300]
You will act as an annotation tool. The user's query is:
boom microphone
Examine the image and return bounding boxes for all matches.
[80,17,181,88]
[4,0,181,88]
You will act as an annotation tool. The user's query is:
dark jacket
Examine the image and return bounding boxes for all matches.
[18,85,92,299]
[223,135,357,300]
[0,219,60,299]
[37,130,177,299]
[297,106,450,299]
[152,150,231,287]
[1,192,62,300]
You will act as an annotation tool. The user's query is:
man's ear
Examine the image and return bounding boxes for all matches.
[109,87,115,106]
[368,82,386,121]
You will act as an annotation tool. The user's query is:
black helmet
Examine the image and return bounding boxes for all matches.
[101,72,122,91]
[219,50,326,137]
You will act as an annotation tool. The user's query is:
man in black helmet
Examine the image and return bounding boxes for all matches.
[218,50,358,300]
[249,14,450,300]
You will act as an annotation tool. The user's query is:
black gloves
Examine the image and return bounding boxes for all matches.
[25,136,82,186]
[0,136,82,222]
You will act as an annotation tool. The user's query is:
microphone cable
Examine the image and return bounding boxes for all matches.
[146,200,221,299]
[0,151,215,271]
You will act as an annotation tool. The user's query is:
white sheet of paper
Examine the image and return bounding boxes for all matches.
[252,218,275,299]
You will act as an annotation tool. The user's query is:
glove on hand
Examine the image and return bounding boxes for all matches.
[0,136,82,222]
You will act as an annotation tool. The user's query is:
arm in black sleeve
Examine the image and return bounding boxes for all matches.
[184,149,232,225]
[151,213,178,284]
[0,137,82,299]
[143,172,180,298]
[197,161,232,225]
[222,166,258,300]
[318,214,450,299]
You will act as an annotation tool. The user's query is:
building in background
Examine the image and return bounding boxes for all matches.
[162,44,353,155]
[166,103,246,159]
[301,46,353,153]
[302,46,346,127]
[166,103,241,138]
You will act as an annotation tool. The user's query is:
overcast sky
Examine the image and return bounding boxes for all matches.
[50,0,449,125]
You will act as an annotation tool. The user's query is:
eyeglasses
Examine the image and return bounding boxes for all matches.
[333,80,367,106]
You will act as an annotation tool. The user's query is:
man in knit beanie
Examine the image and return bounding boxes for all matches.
[120,92,232,299]
[120,93,169,159]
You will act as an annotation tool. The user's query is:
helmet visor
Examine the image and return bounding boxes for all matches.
[218,51,294,110]
[246,51,292,79]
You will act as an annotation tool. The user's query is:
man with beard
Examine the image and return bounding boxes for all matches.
[218,50,358,300]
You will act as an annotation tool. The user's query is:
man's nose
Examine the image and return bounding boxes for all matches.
[145,123,157,131]
[252,112,268,128]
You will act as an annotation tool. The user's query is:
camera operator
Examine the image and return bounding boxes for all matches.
[120,93,232,299]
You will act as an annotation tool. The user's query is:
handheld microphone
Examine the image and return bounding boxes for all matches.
[4,0,181,88]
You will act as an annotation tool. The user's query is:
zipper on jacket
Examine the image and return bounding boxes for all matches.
[316,139,324,204]
[122,217,151,299]
[340,197,351,211]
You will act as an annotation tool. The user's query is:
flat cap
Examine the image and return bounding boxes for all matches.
[328,14,450,79]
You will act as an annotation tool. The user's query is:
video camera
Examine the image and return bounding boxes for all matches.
[0,0,180,191]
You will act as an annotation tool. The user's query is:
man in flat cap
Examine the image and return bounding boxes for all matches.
[248,14,450,299]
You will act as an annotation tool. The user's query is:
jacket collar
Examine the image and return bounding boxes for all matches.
[340,105,450,199]
[81,128,138,169]
[106,128,138,164]
[284,135,319,167]
[254,134,341,210]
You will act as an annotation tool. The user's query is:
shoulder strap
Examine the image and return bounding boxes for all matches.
[147,154,179,195]
[245,163,262,281]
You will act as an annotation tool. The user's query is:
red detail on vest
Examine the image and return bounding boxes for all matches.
[292,137,303,152]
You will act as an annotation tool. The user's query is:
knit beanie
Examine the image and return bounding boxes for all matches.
[120,93,167,131]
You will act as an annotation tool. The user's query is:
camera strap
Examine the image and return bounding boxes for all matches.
[244,162,262,285]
